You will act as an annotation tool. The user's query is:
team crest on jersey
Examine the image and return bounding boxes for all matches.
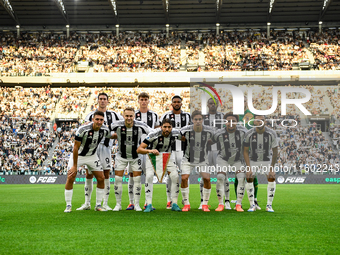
[182,116,185,121]
[202,135,206,141]
[236,134,240,140]
[134,130,137,135]
[264,137,268,142]
[148,115,151,121]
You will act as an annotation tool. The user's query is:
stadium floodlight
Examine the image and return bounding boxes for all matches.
[166,24,169,27]
[16,25,19,28]
[110,0,118,16]
[66,25,69,28]
[216,23,220,27]
[116,24,119,28]
[56,0,66,15]
[322,0,330,10]
[269,0,275,13]
[319,21,323,25]
[165,0,169,12]
[267,22,271,26]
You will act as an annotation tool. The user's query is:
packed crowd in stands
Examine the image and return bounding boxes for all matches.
[0,86,61,118]
[1,29,339,75]
[0,115,56,175]
[308,29,340,70]
[55,88,91,118]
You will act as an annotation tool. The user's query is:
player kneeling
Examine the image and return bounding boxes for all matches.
[64,111,115,212]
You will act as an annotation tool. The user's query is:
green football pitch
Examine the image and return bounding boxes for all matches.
[0,184,339,254]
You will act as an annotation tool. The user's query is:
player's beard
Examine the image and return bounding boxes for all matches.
[173,105,181,111]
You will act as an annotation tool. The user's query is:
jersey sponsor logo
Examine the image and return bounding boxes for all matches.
[121,127,126,133]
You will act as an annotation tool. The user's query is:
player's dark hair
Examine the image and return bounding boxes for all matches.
[98,92,109,100]
[124,107,135,113]
[191,110,203,119]
[172,95,182,102]
[161,118,172,126]
[93,111,105,118]
[224,112,239,122]
[207,97,219,106]
[138,92,149,99]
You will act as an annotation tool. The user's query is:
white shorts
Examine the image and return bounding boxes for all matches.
[68,153,103,175]
[215,156,242,174]
[173,151,183,170]
[115,154,142,172]
[247,161,273,175]
[181,157,209,175]
[208,150,219,166]
[96,144,112,170]
[128,154,146,174]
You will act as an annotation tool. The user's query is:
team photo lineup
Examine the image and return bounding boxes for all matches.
[64,89,280,214]
[1,1,340,253]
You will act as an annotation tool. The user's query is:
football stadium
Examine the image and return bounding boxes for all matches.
[1,0,340,254]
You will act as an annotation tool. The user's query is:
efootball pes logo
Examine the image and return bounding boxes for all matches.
[194,83,312,116]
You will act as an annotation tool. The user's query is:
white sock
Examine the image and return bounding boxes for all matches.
[128,175,134,204]
[103,179,110,205]
[199,178,204,203]
[96,188,104,206]
[114,176,122,205]
[203,188,211,205]
[133,176,142,207]
[181,187,189,205]
[145,173,154,205]
[216,173,225,205]
[85,178,93,205]
[224,177,230,203]
[236,173,245,206]
[166,176,172,203]
[65,189,73,206]
[246,182,254,206]
[170,172,179,205]
[267,181,276,206]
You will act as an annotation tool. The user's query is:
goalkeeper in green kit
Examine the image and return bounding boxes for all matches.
[233,103,261,210]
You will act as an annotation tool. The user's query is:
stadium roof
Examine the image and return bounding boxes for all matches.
[1,0,340,30]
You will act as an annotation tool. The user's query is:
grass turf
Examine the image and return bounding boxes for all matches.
[0,184,339,254]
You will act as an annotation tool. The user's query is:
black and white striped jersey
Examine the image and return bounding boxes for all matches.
[143,128,182,153]
[181,125,215,164]
[74,123,112,157]
[135,110,159,129]
[160,111,191,151]
[203,112,225,129]
[212,126,247,165]
[203,111,224,151]
[110,120,150,159]
[85,110,123,147]
[243,127,278,162]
